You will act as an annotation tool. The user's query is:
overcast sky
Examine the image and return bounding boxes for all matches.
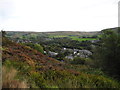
[0,0,119,32]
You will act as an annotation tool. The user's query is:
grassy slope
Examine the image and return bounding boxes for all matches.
[2,37,120,88]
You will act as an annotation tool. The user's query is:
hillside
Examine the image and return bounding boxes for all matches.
[6,31,100,39]
[6,27,119,39]
[2,37,79,74]
[2,32,120,88]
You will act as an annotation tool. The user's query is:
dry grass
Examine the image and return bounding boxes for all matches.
[2,66,29,88]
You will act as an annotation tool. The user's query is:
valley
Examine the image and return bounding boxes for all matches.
[1,27,120,88]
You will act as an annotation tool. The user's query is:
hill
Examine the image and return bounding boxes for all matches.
[2,37,79,73]
[2,34,120,88]
[5,27,119,40]
[6,31,100,39]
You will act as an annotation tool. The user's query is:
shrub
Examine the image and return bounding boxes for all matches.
[23,43,44,53]
[71,57,86,65]
[2,66,28,88]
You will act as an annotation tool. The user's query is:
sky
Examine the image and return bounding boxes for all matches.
[0,0,119,32]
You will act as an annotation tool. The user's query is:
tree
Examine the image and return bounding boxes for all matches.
[93,28,120,79]
[2,30,15,46]
[1,30,6,37]
[24,43,44,53]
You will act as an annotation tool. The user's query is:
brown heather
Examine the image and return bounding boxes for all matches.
[2,66,28,88]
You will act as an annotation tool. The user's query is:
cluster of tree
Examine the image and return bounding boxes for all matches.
[42,37,93,52]
[93,28,120,79]
[23,43,44,54]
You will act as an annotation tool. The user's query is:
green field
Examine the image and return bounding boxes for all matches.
[49,35,68,38]
[70,36,97,41]
[49,35,98,41]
